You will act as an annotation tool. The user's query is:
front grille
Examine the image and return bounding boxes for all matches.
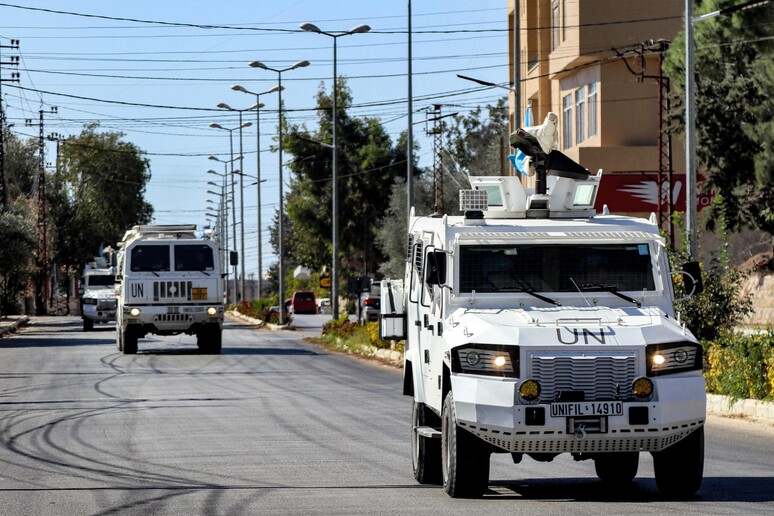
[153,281,193,301]
[97,299,117,310]
[154,314,193,323]
[529,351,637,401]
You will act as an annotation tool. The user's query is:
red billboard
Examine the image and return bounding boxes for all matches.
[595,173,713,213]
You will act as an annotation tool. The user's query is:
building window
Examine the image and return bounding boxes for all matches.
[588,82,598,137]
[575,88,585,145]
[563,94,572,149]
[562,0,568,41]
[552,0,559,50]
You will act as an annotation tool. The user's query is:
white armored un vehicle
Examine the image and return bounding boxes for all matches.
[80,256,117,331]
[115,224,224,354]
[381,114,706,498]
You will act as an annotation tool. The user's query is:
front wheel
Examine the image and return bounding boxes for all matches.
[412,402,442,485]
[83,318,94,332]
[122,327,138,355]
[441,391,490,498]
[594,452,639,485]
[197,324,222,354]
[652,427,704,498]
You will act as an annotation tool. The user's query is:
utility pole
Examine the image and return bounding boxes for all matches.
[26,105,57,315]
[0,38,20,209]
[425,105,457,214]
[614,41,675,246]
[426,104,443,214]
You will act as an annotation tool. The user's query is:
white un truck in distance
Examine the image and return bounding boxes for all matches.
[115,224,224,354]
[380,113,706,499]
[80,256,117,331]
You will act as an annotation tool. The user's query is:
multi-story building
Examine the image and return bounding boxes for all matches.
[507,0,709,231]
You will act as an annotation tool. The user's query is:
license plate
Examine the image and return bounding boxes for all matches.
[550,401,623,417]
[183,306,205,313]
[191,288,207,300]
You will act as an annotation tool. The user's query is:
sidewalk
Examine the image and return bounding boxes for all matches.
[0,315,31,337]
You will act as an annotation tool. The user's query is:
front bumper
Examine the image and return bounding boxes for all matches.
[83,305,116,322]
[121,304,224,332]
[451,374,706,454]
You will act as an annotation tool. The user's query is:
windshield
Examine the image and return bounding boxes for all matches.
[458,244,655,293]
[174,244,215,272]
[87,275,115,286]
[130,245,170,272]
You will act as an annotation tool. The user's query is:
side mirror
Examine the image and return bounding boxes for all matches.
[681,261,703,296]
[230,251,239,266]
[424,250,447,286]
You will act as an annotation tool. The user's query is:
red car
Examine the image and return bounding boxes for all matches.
[289,290,317,315]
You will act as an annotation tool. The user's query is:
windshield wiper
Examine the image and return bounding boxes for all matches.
[499,287,561,306]
[579,283,641,307]
[198,269,211,277]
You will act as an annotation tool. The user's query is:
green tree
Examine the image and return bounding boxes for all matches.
[664,0,774,241]
[276,78,406,281]
[49,124,153,276]
[0,208,36,315]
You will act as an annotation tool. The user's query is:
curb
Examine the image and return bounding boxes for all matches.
[0,316,30,338]
[707,393,774,421]
[225,310,294,332]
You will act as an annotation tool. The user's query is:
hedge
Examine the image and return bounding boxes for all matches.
[704,329,774,401]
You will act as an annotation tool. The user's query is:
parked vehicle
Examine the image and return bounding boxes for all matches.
[114,224,224,354]
[359,294,380,324]
[317,298,331,315]
[380,114,706,498]
[80,257,117,331]
[290,290,316,315]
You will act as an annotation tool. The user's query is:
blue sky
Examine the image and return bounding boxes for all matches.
[0,1,509,279]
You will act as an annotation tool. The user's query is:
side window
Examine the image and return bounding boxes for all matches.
[130,245,170,272]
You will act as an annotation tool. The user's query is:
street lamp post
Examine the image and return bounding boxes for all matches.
[208,153,242,304]
[207,184,230,303]
[231,84,283,300]
[216,104,254,302]
[248,59,310,325]
[208,169,231,302]
[208,125,250,303]
[300,22,370,320]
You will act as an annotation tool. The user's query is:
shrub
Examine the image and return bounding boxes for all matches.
[366,321,391,349]
[704,329,774,400]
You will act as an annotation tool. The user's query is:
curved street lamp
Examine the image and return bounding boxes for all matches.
[300,22,370,319]
[248,59,310,324]
[231,84,283,299]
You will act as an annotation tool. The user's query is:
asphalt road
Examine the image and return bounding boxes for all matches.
[0,316,771,515]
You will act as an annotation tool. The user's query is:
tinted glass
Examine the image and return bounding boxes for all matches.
[459,244,655,293]
[174,245,215,271]
[130,245,170,272]
[88,275,115,286]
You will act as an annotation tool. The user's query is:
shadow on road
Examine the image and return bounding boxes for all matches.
[134,347,322,356]
[487,475,774,502]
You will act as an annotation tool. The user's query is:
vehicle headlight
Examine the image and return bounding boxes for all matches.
[83,298,97,305]
[451,345,519,378]
[129,308,141,317]
[207,307,217,316]
[646,342,702,376]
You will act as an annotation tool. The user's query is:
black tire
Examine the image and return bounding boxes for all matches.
[594,453,639,484]
[412,402,442,485]
[122,327,138,355]
[83,318,94,332]
[653,427,704,498]
[441,391,490,498]
[197,325,222,355]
